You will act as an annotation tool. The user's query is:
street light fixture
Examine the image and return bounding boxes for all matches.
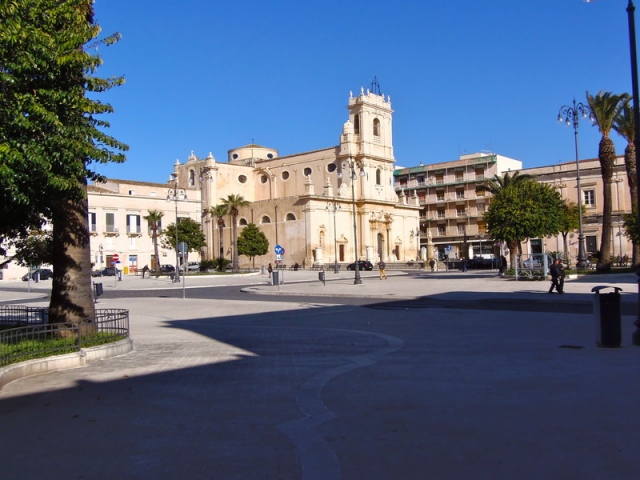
[167,173,187,284]
[326,201,341,274]
[557,99,594,269]
[338,157,366,285]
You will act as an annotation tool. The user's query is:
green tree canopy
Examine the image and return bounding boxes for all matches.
[161,218,206,253]
[485,180,565,267]
[237,223,269,267]
[558,201,582,266]
[0,1,128,325]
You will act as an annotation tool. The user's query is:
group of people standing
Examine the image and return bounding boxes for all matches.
[548,258,566,294]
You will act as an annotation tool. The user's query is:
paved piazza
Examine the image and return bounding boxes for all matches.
[1,270,639,479]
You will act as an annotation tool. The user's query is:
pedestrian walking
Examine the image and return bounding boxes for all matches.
[379,260,387,280]
[429,259,436,272]
[141,265,149,279]
[548,259,561,293]
[267,263,273,278]
[557,259,566,294]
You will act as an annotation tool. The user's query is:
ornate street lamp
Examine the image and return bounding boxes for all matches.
[338,157,366,285]
[557,99,594,269]
[326,201,341,274]
[167,173,187,284]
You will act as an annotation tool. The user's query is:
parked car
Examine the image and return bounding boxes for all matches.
[22,268,53,281]
[346,260,374,271]
[152,264,175,274]
[179,262,200,273]
[100,267,120,276]
[522,255,543,269]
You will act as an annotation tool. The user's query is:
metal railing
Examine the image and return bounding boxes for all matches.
[1,307,129,367]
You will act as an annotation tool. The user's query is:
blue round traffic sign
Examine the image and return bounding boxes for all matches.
[275,245,285,255]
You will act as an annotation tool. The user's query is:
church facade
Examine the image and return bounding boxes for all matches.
[170,87,421,269]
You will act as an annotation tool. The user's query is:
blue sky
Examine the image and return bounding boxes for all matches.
[92,0,633,183]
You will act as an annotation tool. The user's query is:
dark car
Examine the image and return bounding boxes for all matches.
[154,264,175,274]
[101,267,120,276]
[346,260,374,271]
[22,268,53,281]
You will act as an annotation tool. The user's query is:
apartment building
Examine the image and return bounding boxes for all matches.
[394,153,522,260]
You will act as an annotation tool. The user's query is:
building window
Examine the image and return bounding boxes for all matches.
[261,216,271,224]
[475,169,484,180]
[475,188,485,197]
[373,118,380,137]
[304,167,312,177]
[457,224,466,235]
[456,207,466,217]
[238,175,247,183]
[477,203,486,214]
[437,225,446,236]
[261,174,268,184]
[437,209,445,219]
[189,169,195,186]
[282,171,290,180]
[586,235,598,254]
[286,213,296,221]
[455,172,464,182]
[435,174,444,185]
[436,193,445,202]
[88,212,97,232]
[354,114,360,135]
[327,163,337,173]
[456,189,465,200]
[127,214,141,234]
[376,169,381,185]
[105,212,116,233]
[584,189,596,206]
[239,218,248,226]
[267,153,274,159]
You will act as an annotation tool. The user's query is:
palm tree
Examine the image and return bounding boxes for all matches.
[220,194,249,273]
[478,171,534,195]
[613,97,639,265]
[478,172,534,269]
[210,204,228,259]
[587,90,630,272]
[144,210,164,277]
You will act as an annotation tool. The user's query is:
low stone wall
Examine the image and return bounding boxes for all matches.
[0,338,133,390]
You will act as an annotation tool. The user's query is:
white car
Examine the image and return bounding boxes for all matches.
[522,255,544,268]
[179,262,200,273]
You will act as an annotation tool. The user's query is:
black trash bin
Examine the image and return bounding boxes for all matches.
[591,286,622,348]
[318,270,325,285]
[272,271,281,286]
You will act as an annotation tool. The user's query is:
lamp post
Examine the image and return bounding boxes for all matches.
[627,0,640,345]
[326,201,341,274]
[167,173,187,284]
[558,99,593,269]
[339,157,365,284]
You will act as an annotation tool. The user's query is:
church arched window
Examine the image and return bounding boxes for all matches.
[373,118,380,137]
[354,114,360,135]
[376,168,382,185]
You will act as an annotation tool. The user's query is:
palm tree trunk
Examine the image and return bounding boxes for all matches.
[153,230,160,278]
[49,185,96,326]
[598,137,616,272]
[624,143,640,264]
[232,215,239,273]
